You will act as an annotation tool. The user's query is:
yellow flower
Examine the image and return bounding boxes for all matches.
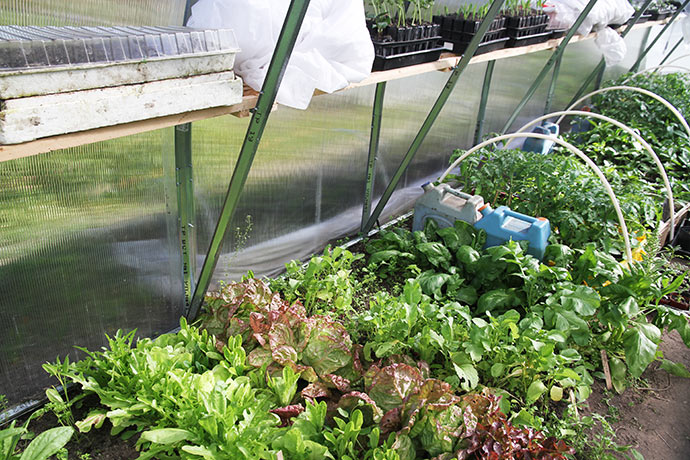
[632,246,646,262]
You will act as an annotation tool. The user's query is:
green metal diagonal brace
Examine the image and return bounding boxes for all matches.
[361,82,387,233]
[660,37,684,66]
[187,0,312,320]
[500,0,600,134]
[544,53,562,115]
[567,0,655,108]
[474,60,496,145]
[361,0,507,234]
[630,0,690,72]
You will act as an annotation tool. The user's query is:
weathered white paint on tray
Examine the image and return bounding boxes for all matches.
[0,52,238,99]
[0,71,242,144]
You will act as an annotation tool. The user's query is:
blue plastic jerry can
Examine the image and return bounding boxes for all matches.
[473,204,550,259]
[522,122,559,155]
[412,183,485,232]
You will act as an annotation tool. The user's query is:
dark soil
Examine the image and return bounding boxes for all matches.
[18,394,138,459]
[584,329,690,459]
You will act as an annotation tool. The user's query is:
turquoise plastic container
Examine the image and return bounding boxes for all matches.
[522,122,559,155]
[412,183,484,231]
[473,204,550,259]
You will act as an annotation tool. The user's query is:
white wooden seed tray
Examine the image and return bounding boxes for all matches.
[0,26,243,144]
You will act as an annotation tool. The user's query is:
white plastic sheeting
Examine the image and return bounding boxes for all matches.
[188,0,374,109]
[543,0,635,65]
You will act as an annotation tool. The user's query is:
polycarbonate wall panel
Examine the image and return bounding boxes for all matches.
[0,0,185,26]
[481,51,552,134]
[0,130,183,405]
[0,0,185,407]
[603,27,653,82]
[644,22,688,68]
[191,64,486,283]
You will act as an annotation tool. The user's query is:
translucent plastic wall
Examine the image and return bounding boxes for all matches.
[0,0,186,407]
[0,0,654,407]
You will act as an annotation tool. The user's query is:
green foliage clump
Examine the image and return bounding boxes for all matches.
[447,148,661,253]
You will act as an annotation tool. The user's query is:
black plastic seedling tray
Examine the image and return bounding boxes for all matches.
[550,29,567,39]
[648,8,675,20]
[505,14,549,29]
[433,13,508,57]
[450,36,509,55]
[507,30,552,48]
[372,45,446,71]
[369,21,443,71]
[507,23,548,39]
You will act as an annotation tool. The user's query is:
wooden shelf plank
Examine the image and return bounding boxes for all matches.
[0,19,669,162]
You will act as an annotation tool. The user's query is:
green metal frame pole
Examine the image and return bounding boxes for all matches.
[362,0,507,234]
[567,0,655,107]
[501,0,599,134]
[361,82,387,233]
[183,0,196,24]
[630,0,690,72]
[659,37,684,66]
[594,62,606,90]
[544,54,562,114]
[175,124,197,310]
[474,60,496,145]
[187,0,312,320]
[174,0,199,310]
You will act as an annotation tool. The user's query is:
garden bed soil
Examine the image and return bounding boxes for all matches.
[584,330,690,460]
[17,394,139,459]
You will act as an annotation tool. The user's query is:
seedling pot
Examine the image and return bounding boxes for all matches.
[435,13,507,56]
[369,21,443,71]
[648,7,676,20]
[505,14,550,48]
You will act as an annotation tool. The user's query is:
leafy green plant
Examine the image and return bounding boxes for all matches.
[447,148,661,254]
[42,358,87,429]
[545,407,643,460]
[1,423,73,460]
[41,318,284,459]
[269,246,364,316]
[267,366,301,407]
[580,72,690,201]
[363,219,690,409]
[201,278,358,400]
[504,0,536,17]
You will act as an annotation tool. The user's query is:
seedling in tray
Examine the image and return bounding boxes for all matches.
[433,1,508,56]
[503,0,550,47]
[366,0,444,71]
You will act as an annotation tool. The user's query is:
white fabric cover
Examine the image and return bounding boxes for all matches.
[542,0,635,65]
[188,0,375,110]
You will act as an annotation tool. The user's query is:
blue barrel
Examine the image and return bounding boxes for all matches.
[474,205,550,259]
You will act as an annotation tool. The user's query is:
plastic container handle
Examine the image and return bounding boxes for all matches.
[503,208,538,224]
[445,188,473,200]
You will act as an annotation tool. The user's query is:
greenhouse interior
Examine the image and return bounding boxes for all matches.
[1,0,690,458]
